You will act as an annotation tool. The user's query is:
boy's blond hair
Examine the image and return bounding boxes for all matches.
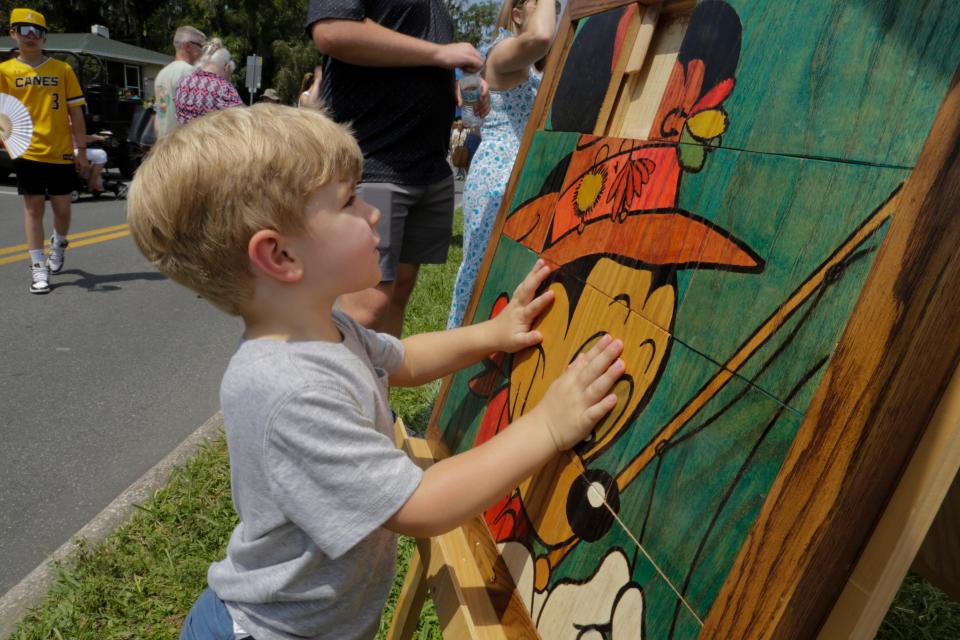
[128,104,362,315]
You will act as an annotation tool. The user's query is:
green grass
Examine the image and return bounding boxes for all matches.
[10,208,960,639]
[877,573,960,640]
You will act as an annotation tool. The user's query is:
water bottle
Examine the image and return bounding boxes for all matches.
[459,70,482,128]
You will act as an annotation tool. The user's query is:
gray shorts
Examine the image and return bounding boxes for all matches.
[359,175,454,282]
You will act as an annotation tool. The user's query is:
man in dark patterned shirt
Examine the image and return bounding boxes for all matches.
[308,0,487,337]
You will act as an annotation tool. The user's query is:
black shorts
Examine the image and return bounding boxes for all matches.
[13,158,77,196]
[359,175,455,281]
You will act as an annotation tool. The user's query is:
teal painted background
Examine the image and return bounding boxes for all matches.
[721,0,960,167]
[437,0,960,636]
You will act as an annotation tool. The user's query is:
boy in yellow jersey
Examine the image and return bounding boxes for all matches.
[0,8,88,293]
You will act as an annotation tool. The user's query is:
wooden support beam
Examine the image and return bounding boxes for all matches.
[391,423,540,640]
[818,362,960,639]
[913,477,960,601]
[386,545,428,640]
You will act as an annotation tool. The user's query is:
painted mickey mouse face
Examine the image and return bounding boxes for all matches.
[509,257,675,548]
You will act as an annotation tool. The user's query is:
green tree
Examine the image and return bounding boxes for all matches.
[447,0,500,49]
[0,0,313,104]
[272,39,323,105]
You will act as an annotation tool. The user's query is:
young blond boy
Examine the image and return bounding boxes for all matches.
[128,104,624,640]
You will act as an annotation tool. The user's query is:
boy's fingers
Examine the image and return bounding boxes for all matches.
[514,260,551,301]
[523,289,554,319]
[566,352,587,371]
[579,338,622,380]
[585,359,624,399]
[585,334,614,359]
[518,330,542,347]
[583,394,618,422]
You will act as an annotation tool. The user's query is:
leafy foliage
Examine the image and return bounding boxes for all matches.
[0,1,504,102]
[0,0,318,105]
[448,0,501,49]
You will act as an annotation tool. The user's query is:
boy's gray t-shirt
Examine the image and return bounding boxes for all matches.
[208,311,423,640]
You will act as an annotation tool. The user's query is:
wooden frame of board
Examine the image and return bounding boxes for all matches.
[405,1,960,637]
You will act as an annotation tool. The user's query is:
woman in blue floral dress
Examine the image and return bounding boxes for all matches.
[447,0,558,328]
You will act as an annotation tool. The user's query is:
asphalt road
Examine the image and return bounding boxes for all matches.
[0,175,241,594]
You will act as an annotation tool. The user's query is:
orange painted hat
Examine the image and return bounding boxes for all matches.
[503,135,763,272]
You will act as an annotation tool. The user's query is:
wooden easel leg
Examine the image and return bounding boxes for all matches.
[387,544,428,640]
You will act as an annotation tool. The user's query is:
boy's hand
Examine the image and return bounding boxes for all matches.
[530,335,625,451]
[486,260,555,354]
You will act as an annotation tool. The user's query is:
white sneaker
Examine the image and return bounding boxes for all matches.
[47,235,68,274]
[30,262,50,294]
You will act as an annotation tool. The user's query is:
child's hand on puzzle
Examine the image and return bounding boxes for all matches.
[531,335,625,451]
[487,259,555,353]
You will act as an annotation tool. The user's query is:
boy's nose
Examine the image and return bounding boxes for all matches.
[367,203,381,227]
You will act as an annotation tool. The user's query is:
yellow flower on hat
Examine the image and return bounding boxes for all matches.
[687,109,728,140]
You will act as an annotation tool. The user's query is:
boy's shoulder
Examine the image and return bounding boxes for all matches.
[221,313,389,395]
[221,312,400,398]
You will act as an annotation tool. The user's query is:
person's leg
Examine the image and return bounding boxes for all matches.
[15,160,52,293]
[22,194,46,252]
[47,195,72,273]
[88,164,104,192]
[383,262,420,337]
[179,587,238,640]
[87,149,107,192]
[338,280,396,331]
[394,175,455,332]
[47,163,77,274]
[338,182,408,333]
[447,178,499,329]
[23,195,50,294]
[49,194,71,238]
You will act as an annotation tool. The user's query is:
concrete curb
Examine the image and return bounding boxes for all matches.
[0,411,225,639]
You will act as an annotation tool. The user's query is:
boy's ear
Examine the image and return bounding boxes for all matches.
[248,229,302,283]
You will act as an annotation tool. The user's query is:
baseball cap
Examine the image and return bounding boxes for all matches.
[263,88,280,101]
[10,8,46,29]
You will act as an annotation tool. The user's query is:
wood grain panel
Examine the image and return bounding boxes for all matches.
[702,67,960,640]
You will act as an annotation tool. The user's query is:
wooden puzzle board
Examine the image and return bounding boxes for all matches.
[427,1,960,637]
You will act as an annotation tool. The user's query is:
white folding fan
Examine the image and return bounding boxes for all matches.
[0,93,34,158]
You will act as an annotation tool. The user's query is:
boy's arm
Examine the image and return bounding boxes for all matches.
[384,335,624,538]
[311,18,482,71]
[391,261,555,387]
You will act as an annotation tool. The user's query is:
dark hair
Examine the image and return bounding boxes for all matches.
[299,72,315,95]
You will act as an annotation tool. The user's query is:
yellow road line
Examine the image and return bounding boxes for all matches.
[0,223,129,257]
[0,226,130,266]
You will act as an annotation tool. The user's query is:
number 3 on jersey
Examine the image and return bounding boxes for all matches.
[51,92,59,110]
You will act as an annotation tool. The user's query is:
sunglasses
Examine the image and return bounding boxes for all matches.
[13,24,45,38]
